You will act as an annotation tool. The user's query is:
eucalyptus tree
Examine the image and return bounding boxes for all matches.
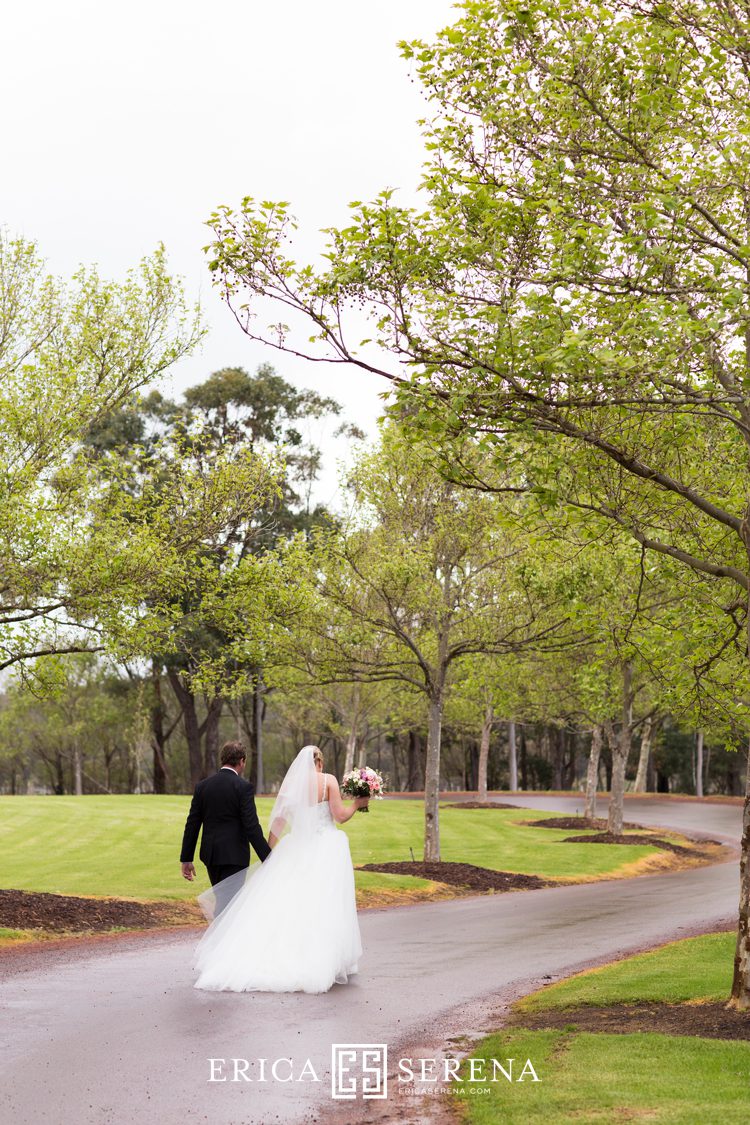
[87,364,346,788]
[0,233,201,672]
[175,366,355,788]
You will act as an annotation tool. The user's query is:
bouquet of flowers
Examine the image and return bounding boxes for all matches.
[341,766,385,812]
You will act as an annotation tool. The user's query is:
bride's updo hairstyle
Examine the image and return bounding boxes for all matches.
[310,746,324,768]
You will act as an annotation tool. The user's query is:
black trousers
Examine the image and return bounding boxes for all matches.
[207,862,247,886]
[206,862,248,915]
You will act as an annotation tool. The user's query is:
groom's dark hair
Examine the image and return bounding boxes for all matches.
[220,741,247,767]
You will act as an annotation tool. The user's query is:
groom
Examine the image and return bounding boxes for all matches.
[180,741,271,904]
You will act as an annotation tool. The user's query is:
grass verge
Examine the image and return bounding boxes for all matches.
[455,932,749,1125]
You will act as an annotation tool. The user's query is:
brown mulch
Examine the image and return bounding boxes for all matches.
[443,801,522,809]
[509,1001,750,1041]
[562,832,703,855]
[530,816,643,831]
[357,861,551,892]
[0,889,196,933]
[520,817,718,856]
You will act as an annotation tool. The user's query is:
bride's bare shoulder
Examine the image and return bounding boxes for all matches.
[319,772,339,798]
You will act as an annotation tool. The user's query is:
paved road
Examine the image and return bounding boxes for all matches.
[0,796,742,1125]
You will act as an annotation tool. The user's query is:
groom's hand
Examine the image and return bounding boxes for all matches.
[181,862,196,881]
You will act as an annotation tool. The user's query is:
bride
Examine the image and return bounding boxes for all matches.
[193,745,369,994]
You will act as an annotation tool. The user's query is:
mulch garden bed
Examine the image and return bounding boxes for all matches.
[562,832,703,855]
[443,801,522,810]
[528,817,714,856]
[0,889,196,933]
[530,816,643,831]
[509,1001,750,1041]
[358,861,551,893]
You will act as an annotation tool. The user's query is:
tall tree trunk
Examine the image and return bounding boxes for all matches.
[254,675,264,794]
[607,661,634,836]
[168,671,203,787]
[540,726,551,788]
[344,728,357,775]
[552,727,564,790]
[407,730,422,792]
[469,737,480,791]
[508,720,518,791]
[520,725,528,790]
[730,741,750,1009]
[646,750,656,792]
[152,744,167,793]
[55,752,65,794]
[478,701,493,803]
[696,731,704,798]
[150,664,169,795]
[584,725,603,820]
[344,683,360,774]
[730,563,750,1008]
[73,747,83,796]
[390,733,401,791]
[561,730,573,789]
[331,736,343,779]
[203,695,224,776]
[633,714,654,793]
[424,683,445,862]
[704,741,711,795]
[604,741,613,791]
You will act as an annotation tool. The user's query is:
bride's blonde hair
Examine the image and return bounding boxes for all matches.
[311,746,324,768]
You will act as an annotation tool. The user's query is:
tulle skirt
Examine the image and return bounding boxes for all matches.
[193,824,362,994]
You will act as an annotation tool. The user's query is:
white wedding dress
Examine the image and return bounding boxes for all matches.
[193,749,362,994]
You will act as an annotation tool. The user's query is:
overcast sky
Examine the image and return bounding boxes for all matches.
[2,0,457,501]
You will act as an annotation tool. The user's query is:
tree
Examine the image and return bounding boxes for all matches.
[88,364,348,789]
[175,365,353,789]
[0,233,202,671]
[203,0,750,1008]
[301,425,572,859]
[0,655,140,794]
[446,653,527,800]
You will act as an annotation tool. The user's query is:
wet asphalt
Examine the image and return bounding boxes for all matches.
[0,795,742,1125]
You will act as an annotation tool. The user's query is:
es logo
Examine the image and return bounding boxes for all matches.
[331,1043,388,1100]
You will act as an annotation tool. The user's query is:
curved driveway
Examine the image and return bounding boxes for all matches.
[0,796,742,1125]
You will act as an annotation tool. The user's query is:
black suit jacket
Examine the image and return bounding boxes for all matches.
[180,768,271,867]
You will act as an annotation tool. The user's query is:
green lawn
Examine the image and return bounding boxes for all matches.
[458,1029,750,1125]
[0,794,676,902]
[515,932,736,1012]
[459,933,748,1124]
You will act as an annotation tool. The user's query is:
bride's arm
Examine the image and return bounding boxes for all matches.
[268,815,286,848]
[327,775,369,823]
